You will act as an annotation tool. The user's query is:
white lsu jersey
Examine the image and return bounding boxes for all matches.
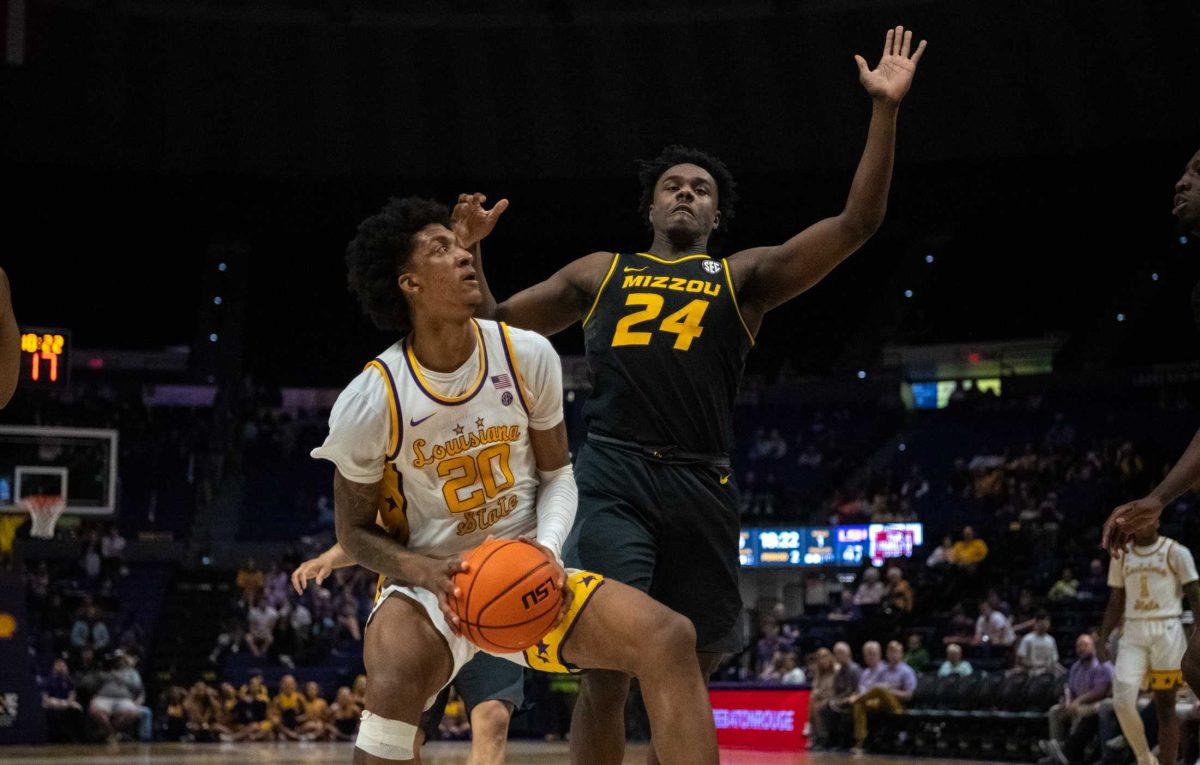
[1108,535,1199,621]
[311,319,564,560]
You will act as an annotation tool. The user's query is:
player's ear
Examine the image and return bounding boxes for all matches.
[713,211,721,231]
[398,272,419,296]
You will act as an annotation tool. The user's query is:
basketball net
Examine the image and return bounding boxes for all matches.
[18,495,66,539]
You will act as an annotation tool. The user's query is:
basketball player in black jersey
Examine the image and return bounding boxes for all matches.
[464,26,926,764]
[1102,146,1200,691]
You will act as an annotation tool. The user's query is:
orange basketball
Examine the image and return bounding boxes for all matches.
[450,538,563,653]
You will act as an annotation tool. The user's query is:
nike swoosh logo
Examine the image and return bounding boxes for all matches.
[409,413,435,427]
[720,474,731,485]
[623,267,648,273]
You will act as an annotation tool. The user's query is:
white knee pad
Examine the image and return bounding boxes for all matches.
[356,710,418,761]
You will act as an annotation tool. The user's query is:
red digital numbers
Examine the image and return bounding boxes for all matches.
[19,329,69,387]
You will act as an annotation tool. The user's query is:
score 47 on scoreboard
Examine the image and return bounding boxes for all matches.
[739,523,924,568]
[18,327,70,390]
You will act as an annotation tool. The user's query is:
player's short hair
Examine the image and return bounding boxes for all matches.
[637,145,738,232]
[346,196,450,334]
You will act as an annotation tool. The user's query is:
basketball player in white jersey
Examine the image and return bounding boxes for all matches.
[1099,527,1200,765]
[311,196,718,764]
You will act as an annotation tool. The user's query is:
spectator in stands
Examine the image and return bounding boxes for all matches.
[974,600,1016,648]
[1016,611,1060,675]
[938,644,973,677]
[70,603,111,655]
[236,558,265,601]
[41,658,84,743]
[1048,567,1080,602]
[760,648,806,684]
[765,429,788,460]
[328,686,360,742]
[439,689,471,741]
[951,526,989,569]
[86,651,149,743]
[333,584,363,646]
[232,674,273,742]
[904,633,931,672]
[853,568,886,606]
[1078,559,1108,601]
[296,681,330,742]
[885,567,915,614]
[162,686,189,741]
[183,681,220,742]
[244,591,278,658]
[99,524,126,581]
[807,648,838,750]
[926,535,956,568]
[849,640,917,753]
[828,590,862,622]
[262,563,290,612]
[1011,587,1040,634]
[270,674,304,741]
[1038,633,1113,765]
[212,683,241,740]
[755,616,788,675]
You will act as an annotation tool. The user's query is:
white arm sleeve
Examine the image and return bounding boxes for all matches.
[1107,556,1125,588]
[535,464,577,563]
[310,369,391,484]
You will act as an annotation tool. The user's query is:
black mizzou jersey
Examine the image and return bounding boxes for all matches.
[581,252,754,459]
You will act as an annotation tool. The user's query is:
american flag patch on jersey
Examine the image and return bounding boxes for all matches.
[491,374,513,390]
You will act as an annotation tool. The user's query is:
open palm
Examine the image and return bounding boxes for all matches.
[855,26,926,105]
[452,192,509,250]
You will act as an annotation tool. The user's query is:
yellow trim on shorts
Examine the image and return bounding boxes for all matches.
[1148,669,1184,691]
[524,570,606,674]
[581,253,620,328]
[364,359,401,459]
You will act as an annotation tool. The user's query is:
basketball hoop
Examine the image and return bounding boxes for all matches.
[19,495,66,539]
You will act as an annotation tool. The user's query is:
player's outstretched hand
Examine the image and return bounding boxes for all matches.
[1101,495,1164,558]
[415,555,470,636]
[520,537,574,629]
[291,555,334,595]
[452,193,509,250]
[855,26,926,105]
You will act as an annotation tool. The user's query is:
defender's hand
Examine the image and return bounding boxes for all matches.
[291,555,334,595]
[520,537,573,629]
[855,26,926,105]
[1102,496,1164,558]
[452,193,509,250]
[414,555,470,636]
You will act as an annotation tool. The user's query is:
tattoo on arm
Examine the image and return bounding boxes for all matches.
[332,471,423,583]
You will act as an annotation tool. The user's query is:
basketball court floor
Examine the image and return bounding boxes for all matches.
[1,741,1009,764]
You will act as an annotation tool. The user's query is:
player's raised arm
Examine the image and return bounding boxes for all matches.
[0,267,19,408]
[453,190,615,335]
[728,26,926,319]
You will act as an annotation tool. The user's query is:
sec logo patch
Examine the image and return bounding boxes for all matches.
[501,391,514,406]
[702,260,722,274]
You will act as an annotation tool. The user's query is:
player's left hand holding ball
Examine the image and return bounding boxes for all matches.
[413,554,471,635]
[520,537,574,629]
[855,26,927,105]
[452,192,509,250]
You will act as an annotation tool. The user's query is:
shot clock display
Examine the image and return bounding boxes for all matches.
[741,523,924,568]
[18,327,70,390]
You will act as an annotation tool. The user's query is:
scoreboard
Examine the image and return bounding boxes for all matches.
[18,327,70,391]
[741,523,924,568]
